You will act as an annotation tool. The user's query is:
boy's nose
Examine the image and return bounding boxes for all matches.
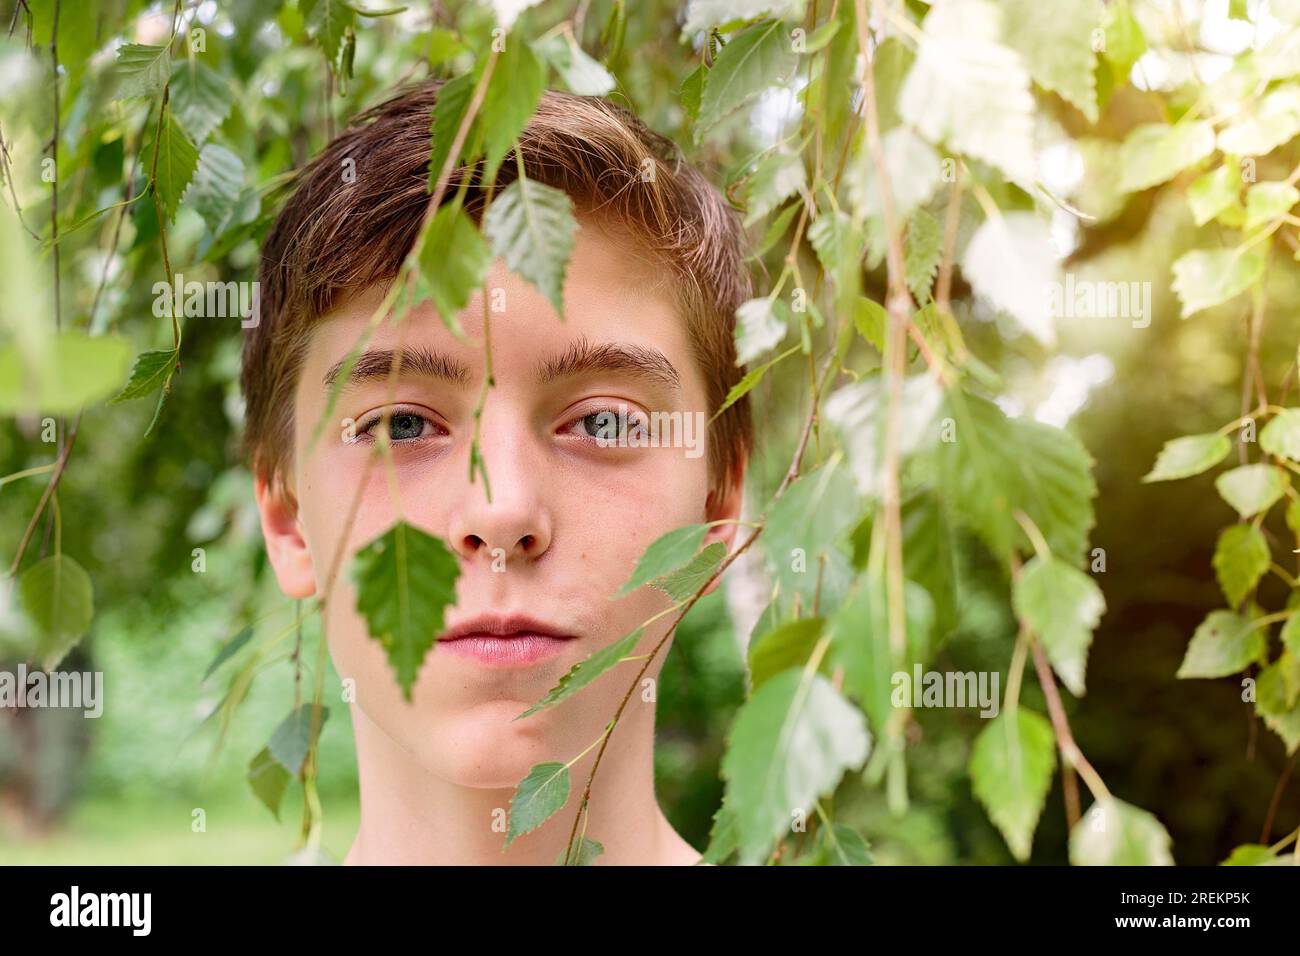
[445,437,552,565]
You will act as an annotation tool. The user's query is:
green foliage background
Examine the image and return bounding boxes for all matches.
[1,0,1299,864]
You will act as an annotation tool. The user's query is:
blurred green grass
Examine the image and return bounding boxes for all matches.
[1,795,359,865]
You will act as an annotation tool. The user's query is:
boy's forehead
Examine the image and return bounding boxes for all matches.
[295,220,700,403]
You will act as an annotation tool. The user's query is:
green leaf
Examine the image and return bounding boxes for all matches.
[1257,655,1300,753]
[748,617,825,691]
[185,144,244,234]
[1000,0,1100,121]
[828,573,933,734]
[202,624,254,682]
[969,708,1057,861]
[741,150,805,226]
[617,524,709,596]
[801,821,873,865]
[1099,0,1147,94]
[267,703,330,775]
[713,345,797,421]
[1070,798,1174,865]
[1215,463,1287,518]
[940,392,1097,563]
[413,202,492,332]
[679,64,706,123]
[483,176,578,317]
[146,113,200,223]
[1245,180,1300,230]
[1117,121,1216,193]
[808,210,865,316]
[904,208,942,302]
[696,19,798,135]
[682,0,805,35]
[1261,408,1300,462]
[1187,166,1241,227]
[428,72,476,190]
[1142,432,1232,482]
[114,43,172,99]
[1014,556,1105,697]
[557,836,604,866]
[1221,843,1280,866]
[350,521,461,700]
[507,762,570,847]
[653,541,727,601]
[110,347,179,405]
[247,746,291,819]
[18,555,94,671]
[303,0,356,75]
[847,126,941,223]
[721,669,870,865]
[899,0,1036,183]
[702,797,740,864]
[852,297,887,352]
[170,61,232,144]
[1216,84,1300,156]
[1282,612,1300,658]
[0,332,133,414]
[1212,524,1270,607]
[961,212,1060,345]
[1171,247,1266,319]
[517,627,644,720]
[1177,610,1265,679]
[760,461,860,608]
[478,38,547,182]
[533,32,615,96]
[426,27,468,67]
[735,297,790,365]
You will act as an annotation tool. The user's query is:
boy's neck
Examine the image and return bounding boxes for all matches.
[342,702,701,866]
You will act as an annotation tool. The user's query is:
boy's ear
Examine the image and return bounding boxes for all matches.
[699,459,747,596]
[254,471,317,599]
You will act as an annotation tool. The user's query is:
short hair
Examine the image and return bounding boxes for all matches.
[241,81,753,498]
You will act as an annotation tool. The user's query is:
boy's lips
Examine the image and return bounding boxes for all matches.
[437,614,578,667]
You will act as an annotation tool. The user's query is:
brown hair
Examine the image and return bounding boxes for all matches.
[242,81,752,497]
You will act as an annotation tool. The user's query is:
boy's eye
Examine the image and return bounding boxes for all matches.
[581,411,619,439]
[359,410,439,443]
[562,407,645,443]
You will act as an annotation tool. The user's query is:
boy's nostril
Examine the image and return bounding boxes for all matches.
[519,535,535,552]
[465,534,485,552]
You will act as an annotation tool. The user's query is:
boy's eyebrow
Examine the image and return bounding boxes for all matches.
[536,338,681,391]
[322,346,471,391]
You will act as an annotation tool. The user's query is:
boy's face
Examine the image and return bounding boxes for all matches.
[255,217,741,789]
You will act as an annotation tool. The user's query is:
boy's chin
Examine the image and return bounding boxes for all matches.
[395,698,586,791]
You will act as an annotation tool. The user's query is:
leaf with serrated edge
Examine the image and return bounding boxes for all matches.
[1215,463,1286,518]
[1014,556,1105,697]
[19,555,94,671]
[350,521,460,700]
[517,628,643,720]
[483,177,577,317]
[507,761,570,847]
[721,669,870,865]
[970,709,1057,861]
[1212,524,1270,607]
[1177,610,1265,679]
[1143,433,1231,482]
[1070,798,1173,865]
[111,348,179,404]
[617,524,709,596]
